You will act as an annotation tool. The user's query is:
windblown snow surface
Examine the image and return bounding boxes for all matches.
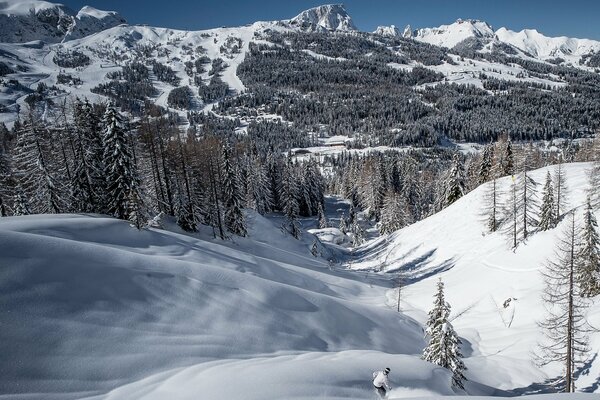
[1,163,599,400]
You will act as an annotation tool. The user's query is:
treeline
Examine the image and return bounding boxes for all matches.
[326,135,598,236]
[0,100,325,240]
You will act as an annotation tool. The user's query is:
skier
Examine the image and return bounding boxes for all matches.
[372,367,392,397]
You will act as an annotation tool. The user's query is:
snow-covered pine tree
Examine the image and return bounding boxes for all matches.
[12,190,31,216]
[478,144,494,185]
[222,142,247,237]
[500,138,514,177]
[102,105,143,222]
[422,278,467,390]
[280,154,301,239]
[578,197,600,297]
[445,153,466,207]
[351,217,365,246]
[553,159,569,219]
[338,211,347,234]
[175,181,197,232]
[245,154,273,215]
[379,191,410,234]
[539,171,557,231]
[317,202,328,229]
[12,111,63,214]
[538,212,591,392]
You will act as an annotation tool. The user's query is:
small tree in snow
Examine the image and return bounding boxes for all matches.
[317,202,328,228]
[338,212,347,234]
[539,171,557,231]
[423,278,467,390]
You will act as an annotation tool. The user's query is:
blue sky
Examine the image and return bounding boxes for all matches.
[62,0,600,40]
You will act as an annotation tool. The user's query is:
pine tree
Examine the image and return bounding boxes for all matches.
[222,143,247,237]
[503,177,519,248]
[537,212,591,392]
[245,154,273,215]
[500,139,514,177]
[317,202,328,228]
[102,105,143,222]
[578,198,600,297]
[445,153,466,207]
[338,211,347,234]
[478,144,494,185]
[379,191,410,234]
[553,159,569,219]
[539,171,557,231]
[482,176,501,233]
[351,217,365,246]
[12,112,63,214]
[12,190,31,216]
[280,154,301,239]
[422,279,467,390]
[515,151,539,241]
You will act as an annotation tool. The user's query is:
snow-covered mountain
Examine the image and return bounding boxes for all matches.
[374,25,400,37]
[412,19,495,49]
[495,27,600,61]
[409,17,600,64]
[64,6,127,41]
[287,4,356,32]
[0,0,126,43]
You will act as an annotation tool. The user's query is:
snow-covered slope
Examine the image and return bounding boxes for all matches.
[413,19,495,49]
[0,212,439,399]
[353,162,600,393]
[2,165,599,399]
[495,27,600,61]
[287,4,356,32]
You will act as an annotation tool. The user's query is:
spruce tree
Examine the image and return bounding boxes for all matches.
[280,154,301,239]
[338,212,347,234]
[578,198,600,297]
[422,278,467,390]
[102,105,142,222]
[379,191,410,234]
[553,159,569,219]
[445,153,466,206]
[501,139,514,177]
[482,177,501,233]
[478,144,494,185]
[317,202,328,229]
[539,171,557,231]
[222,143,247,237]
[13,112,63,214]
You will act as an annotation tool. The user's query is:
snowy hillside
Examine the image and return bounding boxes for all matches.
[0,212,444,399]
[352,162,600,393]
[2,162,599,399]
